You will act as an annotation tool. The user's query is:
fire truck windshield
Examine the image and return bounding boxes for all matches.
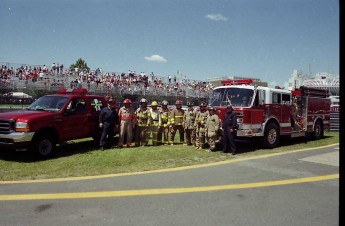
[208,87,254,107]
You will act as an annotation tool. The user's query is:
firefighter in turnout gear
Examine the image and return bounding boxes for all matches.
[148,101,161,146]
[291,98,304,131]
[194,101,209,149]
[206,107,221,152]
[135,98,151,146]
[118,98,136,148]
[169,100,185,145]
[157,100,170,145]
[183,101,197,146]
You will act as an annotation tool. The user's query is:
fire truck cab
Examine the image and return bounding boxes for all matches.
[209,79,330,148]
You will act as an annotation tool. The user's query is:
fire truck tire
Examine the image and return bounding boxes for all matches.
[312,121,323,140]
[31,134,56,158]
[262,123,280,149]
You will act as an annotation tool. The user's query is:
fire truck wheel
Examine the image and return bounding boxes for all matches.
[263,123,280,149]
[31,134,56,158]
[312,121,323,140]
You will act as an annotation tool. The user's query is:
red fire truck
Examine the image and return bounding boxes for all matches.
[209,79,331,148]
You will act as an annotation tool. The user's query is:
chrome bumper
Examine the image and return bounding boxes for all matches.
[0,132,35,150]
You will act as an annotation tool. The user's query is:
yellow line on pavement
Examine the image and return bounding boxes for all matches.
[0,143,338,184]
[0,174,338,201]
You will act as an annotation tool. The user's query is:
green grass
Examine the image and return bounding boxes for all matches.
[0,131,339,181]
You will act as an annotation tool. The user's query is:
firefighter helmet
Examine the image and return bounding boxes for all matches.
[123,98,131,104]
[227,104,233,109]
[162,100,168,106]
[209,107,216,112]
[140,98,147,103]
[199,101,207,107]
[175,100,182,105]
[151,101,158,107]
[187,101,194,106]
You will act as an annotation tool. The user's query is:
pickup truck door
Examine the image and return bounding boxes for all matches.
[88,97,104,137]
[59,98,90,141]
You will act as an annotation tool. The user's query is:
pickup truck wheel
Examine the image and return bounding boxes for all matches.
[32,135,55,158]
[262,123,280,149]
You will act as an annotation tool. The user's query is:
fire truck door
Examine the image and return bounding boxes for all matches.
[271,92,291,133]
[270,104,282,122]
[281,105,292,134]
[271,93,282,122]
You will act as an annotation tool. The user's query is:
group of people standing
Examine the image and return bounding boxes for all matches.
[99,98,238,155]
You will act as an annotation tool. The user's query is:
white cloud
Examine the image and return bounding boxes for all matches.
[144,55,167,63]
[205,14,228,21]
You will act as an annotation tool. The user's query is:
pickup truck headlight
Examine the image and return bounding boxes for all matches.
[16,122,30,132]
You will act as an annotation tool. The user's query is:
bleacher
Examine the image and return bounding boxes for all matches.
[1,62,212,99]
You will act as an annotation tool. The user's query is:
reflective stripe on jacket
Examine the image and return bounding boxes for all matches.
[150,108,162,126]
[170,108,185,125]
[135,107,151,126]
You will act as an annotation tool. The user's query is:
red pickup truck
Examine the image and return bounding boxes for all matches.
[0,89,107,158]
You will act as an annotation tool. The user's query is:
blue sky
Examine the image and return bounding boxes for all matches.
[0,0,339,87]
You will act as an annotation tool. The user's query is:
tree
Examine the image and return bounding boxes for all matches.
[69,58,90,73]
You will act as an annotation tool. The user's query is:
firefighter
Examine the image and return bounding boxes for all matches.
[291,99,304,131]
[222,104,238,155]
[99,99,119,150]
[118,98,136,148]
[183,101,197,146]
[135,98,151,146]
[169,99,185,145]
[148,101,161,146]
[157,100,170,145]
[194,101,209,150]
[206,107,221,152]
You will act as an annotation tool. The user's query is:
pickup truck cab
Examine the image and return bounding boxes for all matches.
[0,89,107,158]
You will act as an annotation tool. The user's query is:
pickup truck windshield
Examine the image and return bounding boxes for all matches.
[27,96,68,112]
[208,87,254,107]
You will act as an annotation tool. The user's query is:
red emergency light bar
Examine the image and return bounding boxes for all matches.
[221,79,253,86]
[56,88,88,95]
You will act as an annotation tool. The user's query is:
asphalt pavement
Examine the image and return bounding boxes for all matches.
[0,144,339,226]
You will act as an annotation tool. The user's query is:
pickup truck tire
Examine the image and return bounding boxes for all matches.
[31,134,56,158]
[262,123,280,149]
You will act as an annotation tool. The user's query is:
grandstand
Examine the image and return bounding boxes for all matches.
[1,62,213,102]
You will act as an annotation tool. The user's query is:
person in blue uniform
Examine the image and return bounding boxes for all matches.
[99,99,119,150]
[222,104,238,155]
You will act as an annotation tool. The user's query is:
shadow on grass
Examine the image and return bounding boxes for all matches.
[0,139,101,163]
[216,135,335,155]
[0,135,335,162]
[54,140,100,157]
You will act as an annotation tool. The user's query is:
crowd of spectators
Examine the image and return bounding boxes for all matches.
[1,63,214,97]
[0,65,12,87]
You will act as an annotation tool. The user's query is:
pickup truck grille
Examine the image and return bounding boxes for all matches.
[0,118,15,134]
